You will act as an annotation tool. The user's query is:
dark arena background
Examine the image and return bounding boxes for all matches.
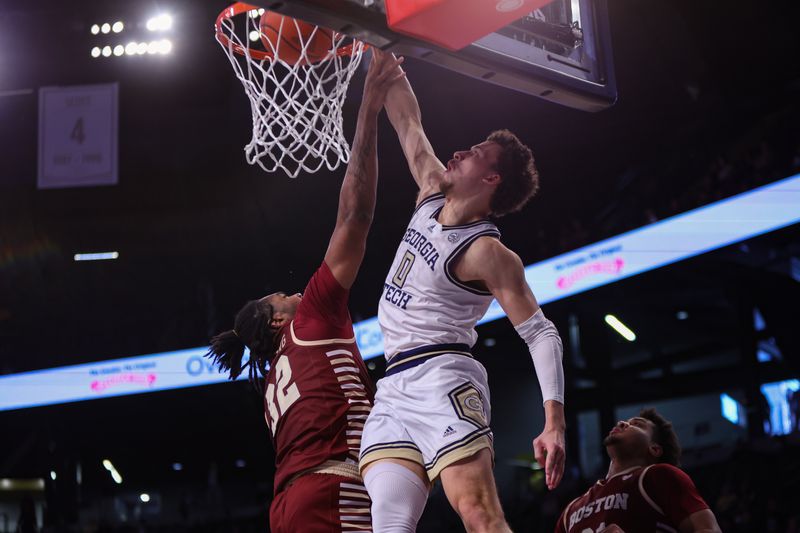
[2,0,800,531]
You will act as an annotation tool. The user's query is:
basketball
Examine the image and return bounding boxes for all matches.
[259,12,333,65]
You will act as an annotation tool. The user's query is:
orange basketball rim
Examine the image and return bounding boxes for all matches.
[215,2,365,64]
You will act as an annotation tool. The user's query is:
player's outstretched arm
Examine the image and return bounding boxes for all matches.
[325,51,405,289]
[381,54,446,204]
[456,236,567,489]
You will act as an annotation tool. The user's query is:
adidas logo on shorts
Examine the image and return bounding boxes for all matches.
[442,426,456,437]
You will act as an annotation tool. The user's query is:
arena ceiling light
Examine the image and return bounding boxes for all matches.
[123,40,172,56]
[140,493,150,503]
[74,252,118,261]
[92,40,171,59]
[102,459,123,484]
[146,14,173,31]
[0,479,45,491]
[91,21,123,35]
[604,314,636,341]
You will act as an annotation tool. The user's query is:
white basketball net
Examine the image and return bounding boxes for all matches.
[216,5,367,178]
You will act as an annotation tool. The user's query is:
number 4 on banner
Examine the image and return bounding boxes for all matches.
[70,118,86,145]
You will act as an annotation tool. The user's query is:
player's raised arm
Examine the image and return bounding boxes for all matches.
[382,55,446,203]
[457,236,566,489]
[324,51,405,289]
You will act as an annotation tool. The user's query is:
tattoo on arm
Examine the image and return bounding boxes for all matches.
[339,111,378,224]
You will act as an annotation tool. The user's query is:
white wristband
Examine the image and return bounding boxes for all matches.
[514,309,565,405]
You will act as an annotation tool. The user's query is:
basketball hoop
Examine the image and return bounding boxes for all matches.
[215,3,368,178]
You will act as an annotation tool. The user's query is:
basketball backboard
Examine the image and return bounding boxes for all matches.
[250,0,616,112]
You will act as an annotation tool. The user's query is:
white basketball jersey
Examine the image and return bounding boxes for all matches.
[378,194,501,359]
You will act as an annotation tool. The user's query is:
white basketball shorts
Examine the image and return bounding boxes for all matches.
[359,348,493,482]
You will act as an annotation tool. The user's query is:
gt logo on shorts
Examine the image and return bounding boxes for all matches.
[448,383,488,429]
[464,395,482,411]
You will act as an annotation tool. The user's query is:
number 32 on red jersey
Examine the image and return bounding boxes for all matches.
[264,355,300,436]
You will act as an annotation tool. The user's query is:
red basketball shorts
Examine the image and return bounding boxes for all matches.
[269,473,371,533]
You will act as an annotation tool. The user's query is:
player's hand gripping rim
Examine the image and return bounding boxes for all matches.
[361,49,405,114]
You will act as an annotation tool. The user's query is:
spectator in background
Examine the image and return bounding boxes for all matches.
[16,496,37,533]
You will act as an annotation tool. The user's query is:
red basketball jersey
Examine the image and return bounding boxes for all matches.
[263,261,375,493]
[555,464,709,533]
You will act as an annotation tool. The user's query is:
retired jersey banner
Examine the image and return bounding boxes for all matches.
[38,83,119,189]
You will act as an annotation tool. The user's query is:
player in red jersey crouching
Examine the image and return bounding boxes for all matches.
[555,408,721,533]
[205,51,405,533]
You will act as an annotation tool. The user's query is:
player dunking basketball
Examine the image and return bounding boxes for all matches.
[555,408,721,533]
[360,51,566,533]
[206,52,404,533]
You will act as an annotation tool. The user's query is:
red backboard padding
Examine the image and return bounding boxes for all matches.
[385,0,551,51]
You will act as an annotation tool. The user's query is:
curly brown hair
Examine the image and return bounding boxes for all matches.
[639,408,682,466]
[486,129,540,217]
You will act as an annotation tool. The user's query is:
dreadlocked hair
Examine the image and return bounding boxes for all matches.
[639,407,682,467]
[205,299,278,392]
